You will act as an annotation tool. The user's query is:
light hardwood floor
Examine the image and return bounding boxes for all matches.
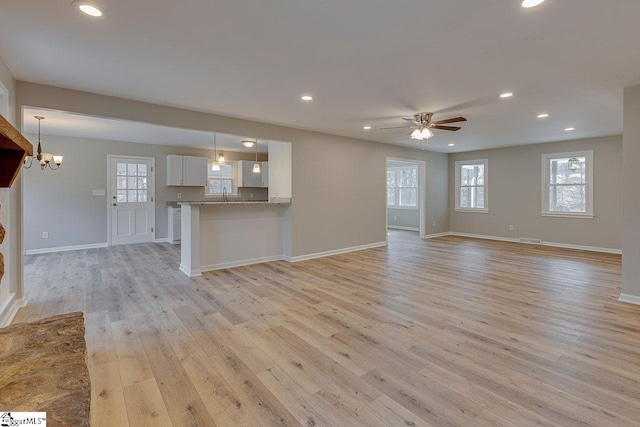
[15,231,640,426]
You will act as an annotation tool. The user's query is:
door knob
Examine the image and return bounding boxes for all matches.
[113,203,117,206]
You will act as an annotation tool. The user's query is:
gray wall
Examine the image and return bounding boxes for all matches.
[388,208,419,229]
[17,82,450,257]
[622,84,640,298]
[23,135,267,251]
[449,135,622,250]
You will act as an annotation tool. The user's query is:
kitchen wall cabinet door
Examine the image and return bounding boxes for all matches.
[167,155,207,186]
[237,160,262,187]
[268,141,292,200]
[261,162,269,188]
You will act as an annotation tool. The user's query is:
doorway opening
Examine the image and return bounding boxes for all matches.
[386,158,426,240]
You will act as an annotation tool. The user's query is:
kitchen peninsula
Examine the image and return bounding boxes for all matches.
[179,200,292,276]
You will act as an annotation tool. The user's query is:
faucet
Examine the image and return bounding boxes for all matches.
[222,186,228,202]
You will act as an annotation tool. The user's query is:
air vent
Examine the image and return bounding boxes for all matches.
[519,237,542,245]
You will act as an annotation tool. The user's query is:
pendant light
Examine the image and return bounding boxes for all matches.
[253,140,261,174]
[23,116,63,170]
[211,133,220,171]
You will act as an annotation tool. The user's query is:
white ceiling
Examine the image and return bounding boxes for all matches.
[22,108,270,153]
[2,1,640,152]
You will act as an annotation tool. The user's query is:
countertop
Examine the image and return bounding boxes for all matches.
[171,199,290,207]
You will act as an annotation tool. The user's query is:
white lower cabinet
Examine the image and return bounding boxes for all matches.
[167,206,181,244]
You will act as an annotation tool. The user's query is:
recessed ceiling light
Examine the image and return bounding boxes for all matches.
[301,95,313,101]
[500,92,513,98]
[448,144,455,147]
[73,1,103,17]
[363,126,371,130]
[522,0,545,8]
[537,113,549,118]
[565,127,575,131]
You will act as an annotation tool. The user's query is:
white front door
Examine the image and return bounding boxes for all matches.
[109,156,155,245]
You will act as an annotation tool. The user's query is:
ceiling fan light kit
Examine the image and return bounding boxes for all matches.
[380,112,467,143]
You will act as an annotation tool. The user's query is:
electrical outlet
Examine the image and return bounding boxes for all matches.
[509,225,514,231]
[42,232,49,239]
[177,193,182,199]
[250,193,254,199]
[433,221,436,227]
[393,216,397,221]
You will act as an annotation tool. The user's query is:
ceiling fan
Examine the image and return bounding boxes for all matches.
[380,112,467,140]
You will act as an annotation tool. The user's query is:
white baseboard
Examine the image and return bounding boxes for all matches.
[25,242,109,255]
[423,232,451,240]
[200,255,284,272]
[447,232,621,254]
[179,264,202,277]
[153,238,169,243]
[387,225,419,232]
[619,294,640,306]
[449,232,519,243]
[0,294,27,328]
[289,241,387,263]
[541,241,622,254]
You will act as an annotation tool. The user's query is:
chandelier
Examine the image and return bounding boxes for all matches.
[23,116,63,170]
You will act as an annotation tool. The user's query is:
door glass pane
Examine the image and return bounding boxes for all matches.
[128,177,137,189]
[137,190,147,202]
[127,190,137,203]
[117,190,127,202]
[138,164,147,176]
[117,177,127,189]
[549,185,586,212]
[117,162,127,176]
[128,163,138,176]
[137,177,147,189]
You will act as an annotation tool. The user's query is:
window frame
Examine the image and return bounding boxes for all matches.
[541,150,594,219]
[455,159,489,213]
[387,165,419,210]
[205,160,238,197]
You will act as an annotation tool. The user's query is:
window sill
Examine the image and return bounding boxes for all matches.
[541,212,594,219]
[388,205,419,211]
[455,208,489,214]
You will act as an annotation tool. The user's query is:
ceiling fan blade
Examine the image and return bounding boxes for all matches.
[432,117,467,125]
[432,125,461,131]
[379,126,412,130]
[402,117,419,123]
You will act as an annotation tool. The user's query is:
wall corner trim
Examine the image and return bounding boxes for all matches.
[289,241,387,263]
[179,264,202,277]
[0,294,27,328]
[619,294,640,306]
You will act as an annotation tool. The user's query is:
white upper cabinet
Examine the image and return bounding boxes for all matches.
[237,160,262,187]
[261,162,269,188]
[167,155,207,186]
[268,141,292,200]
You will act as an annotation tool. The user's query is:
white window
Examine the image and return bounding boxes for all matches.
[206,160,237,196]
[387,166,418,209]
[455,159,488,213]
[542,151,593,218]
